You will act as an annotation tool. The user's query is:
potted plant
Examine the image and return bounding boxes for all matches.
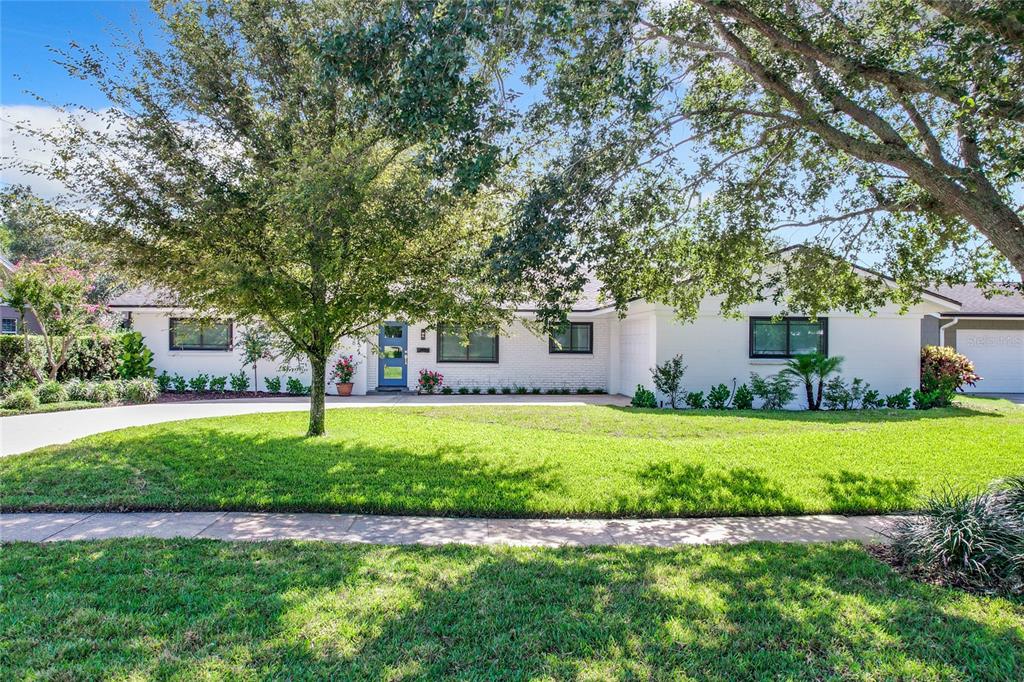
[417,369,443,394]
[330,355,359,396]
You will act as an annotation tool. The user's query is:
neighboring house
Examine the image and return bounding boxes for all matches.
[921,283,1024,393]
[109,270,961,402]
[0,255,43,335]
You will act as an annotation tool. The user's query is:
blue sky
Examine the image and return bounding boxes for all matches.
[2,0,158,107]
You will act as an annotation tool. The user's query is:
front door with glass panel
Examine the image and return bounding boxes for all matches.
[378,322,408,389]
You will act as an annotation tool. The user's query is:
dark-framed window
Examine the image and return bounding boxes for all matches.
[1,318,17,334]
[549,321,593,354]
[169,318,233,351]
[749,317,827,358]
[437,325,499,363]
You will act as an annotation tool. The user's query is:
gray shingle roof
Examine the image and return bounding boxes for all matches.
[934,283,1024,316]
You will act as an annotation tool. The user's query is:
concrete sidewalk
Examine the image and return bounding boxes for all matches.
[0,512,897,547]
[0,393,630,456]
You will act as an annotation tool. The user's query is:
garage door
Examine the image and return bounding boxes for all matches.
[958,330,1024,393]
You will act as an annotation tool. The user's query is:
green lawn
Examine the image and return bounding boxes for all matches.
[0,400,98,417]
[2,397,1021,517]
[1,540,1020,680]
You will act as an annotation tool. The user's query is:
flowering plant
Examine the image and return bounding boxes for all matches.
[920,345,980,406]
[330,354,359,383]
[418,368,443,394]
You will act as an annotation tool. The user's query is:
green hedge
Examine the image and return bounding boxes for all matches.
[0,334,123,391]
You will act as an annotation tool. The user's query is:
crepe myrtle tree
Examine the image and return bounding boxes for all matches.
[325,0,1024,326]
[12,0,514,436]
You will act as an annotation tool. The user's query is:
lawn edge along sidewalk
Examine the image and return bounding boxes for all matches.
[0,512,898,547]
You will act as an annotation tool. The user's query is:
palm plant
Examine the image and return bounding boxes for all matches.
[781,352,843,410]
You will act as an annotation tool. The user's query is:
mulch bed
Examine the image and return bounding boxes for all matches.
[155,391,302,403]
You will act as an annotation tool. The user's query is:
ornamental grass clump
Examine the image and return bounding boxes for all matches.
[91,381,121,404]
[2,388,39,411]
[891,478,1024,594]
[122,378,159,404]
[36,380,68,404]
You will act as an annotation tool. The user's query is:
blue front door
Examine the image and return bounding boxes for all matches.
[378,322,408,388]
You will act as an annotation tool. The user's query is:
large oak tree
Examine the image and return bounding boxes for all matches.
[326,0,1024,322]
[12,0,513,435]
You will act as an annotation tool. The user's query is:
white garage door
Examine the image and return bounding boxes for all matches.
[958,330,1024,393]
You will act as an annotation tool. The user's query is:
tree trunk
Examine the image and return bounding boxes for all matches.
[814,379,824,410]
[805,380,816,410]
[307,353,327,437]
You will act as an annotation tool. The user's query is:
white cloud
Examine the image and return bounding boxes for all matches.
[0,104,110,199]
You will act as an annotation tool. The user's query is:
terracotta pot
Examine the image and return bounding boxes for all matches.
[336,382,353,396]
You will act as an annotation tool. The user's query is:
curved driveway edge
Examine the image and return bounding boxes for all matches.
[0,511,897,547]
[0,394,629,456]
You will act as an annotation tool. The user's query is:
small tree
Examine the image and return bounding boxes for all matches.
[651,354,686,408]
[2,259,99,381]
[781,352,844,410]
[239,326,276,397]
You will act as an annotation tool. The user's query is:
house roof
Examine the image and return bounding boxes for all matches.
[934,283,1024,317]
[107,285,180,308]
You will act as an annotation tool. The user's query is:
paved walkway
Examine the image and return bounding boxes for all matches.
[0,394,629,456]
[0,512,897,547]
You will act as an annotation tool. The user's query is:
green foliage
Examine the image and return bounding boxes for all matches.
[892,480,1024,594]
[684,391,706,409]
[230,372,252,393]
[155,371,172,393]
[170,374,187,393]
[732,384,754,410]
[117,332,154,380]
[264,376,282,393]
[90,381,120,404]
[285,377,307,396]
[921,345,981,407]
[886,388,914,410]
[0,333,120,391]
[441,386,454,395]
[913,388,945,411]
[749,373,796,410]
[122,378,158,404]
[209,376,228,394]
[457,386,470,395]
[707,384,731,410]
[486,387,497,395]
[64,378,91,402]
[651,354,686,408]
[26,0,515,437]
[188,374,210,392]
[35,380,68,404]
[782,353,844,411]
[501,386,512,395]
[630,384,657,409]
[239,326,276,393]
[3,387,39,411]
[823,377,853,411]
[862,389,884,410]
[473,388,483,395]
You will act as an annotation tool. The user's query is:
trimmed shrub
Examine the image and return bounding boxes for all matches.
[592,387,606,395]
[3,387,39,411]
[707,383,731,409]
[209,376,228,393]
[684,391,706,409]
[91,381,121,404]
[36,380,69,404]
[913,388,944,410]
[171,374,187,392]
[885,388,913,410]
[122,377,159,404]
[823,377,853,410]
[457,386,470,395]
[732,384,754,410]
[0,335,43,393]
[264,376,282,393]
[577,386,591,394]
[117,332,155,379]
[64,378,91,401]
[500,386,512,395]
[486,387,497,395]
[921,345,980,407]
[514,385,528,395]
[156,371,172,392]
[749,372,795,410]
[891,479,1024,594]
[630,384,657,408]
[471,387,482,394]
[188,374,210,392]
[861,389,884,409]
[441,386,454,395]
[651,354,686,408]
[530,387,542,394]
[285,377,308,395]
[231,371,252,392]
[58,335,122,382]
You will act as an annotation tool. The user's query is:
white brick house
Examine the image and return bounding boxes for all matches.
[108,276,961,404]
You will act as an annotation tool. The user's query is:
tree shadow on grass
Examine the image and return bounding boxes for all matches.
[0,427,564,517]
[6,541,1020,679]
[619,461,804,516]
[821,470,919,513]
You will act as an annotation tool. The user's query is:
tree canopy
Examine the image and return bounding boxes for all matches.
[12,0,514,435]
[323,0,1024,322]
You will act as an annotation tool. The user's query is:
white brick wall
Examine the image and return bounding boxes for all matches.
[366,318,612,391]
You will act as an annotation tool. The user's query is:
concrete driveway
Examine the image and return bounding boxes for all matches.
[968,393,1024,404]
[0,393,629,457]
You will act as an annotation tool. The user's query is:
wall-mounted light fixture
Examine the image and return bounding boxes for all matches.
[420,328,427,341]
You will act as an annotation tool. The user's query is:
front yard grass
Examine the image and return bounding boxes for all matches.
[0,400,99,417]
[1,397,1021,517]
[1,539,1020,680]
